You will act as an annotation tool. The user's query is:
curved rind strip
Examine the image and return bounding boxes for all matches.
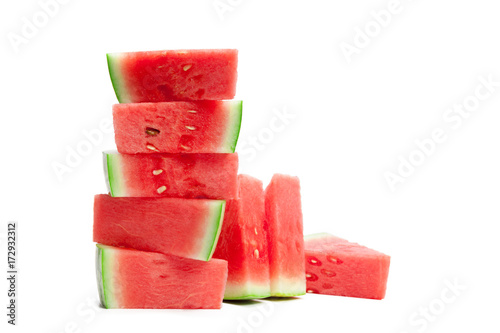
[96,244,119,308]
[104,152,125,197]
[223,100,243,153]
[106,53,130,103]
[269,275,306,297]
[204,201,226,261]
[304,233,333,241]
[224,282,272,300]
[96,245,106,307]
[103,152,112,196]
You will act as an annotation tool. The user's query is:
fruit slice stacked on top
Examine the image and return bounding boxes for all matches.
[94,49,241,309]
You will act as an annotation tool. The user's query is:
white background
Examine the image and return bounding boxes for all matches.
[1,0,500,332]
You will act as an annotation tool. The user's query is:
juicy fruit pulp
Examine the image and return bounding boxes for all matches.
[104,151,238,199]
[113,100,242,154]
[304,233,390,300]
[107,49,238,103]
[264,174,306,297]
[93,195,225,261]
[213,175,271,300]
[96,244,228,309]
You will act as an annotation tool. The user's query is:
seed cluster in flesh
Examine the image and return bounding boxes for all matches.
[305,254,343,293]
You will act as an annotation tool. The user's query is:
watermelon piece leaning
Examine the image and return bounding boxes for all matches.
[304,233,391,300]
[96,244,228,309]
[264,174,306,297]
[113,100,242,154]
[104,152,238,199]
[107,49,238,103]
[213,175,271,300]
[93,195,224,261]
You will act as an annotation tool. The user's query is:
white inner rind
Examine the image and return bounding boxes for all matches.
[304,233,333,241]
[96,244,118,308]
[103,151,125,197]
[202,201,226,261]
[222,100,243,153]
[270,275,306,297]
[107,53,131,103]
[95,245,105,307]
[224,281,271,300]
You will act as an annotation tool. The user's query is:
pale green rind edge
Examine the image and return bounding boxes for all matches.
[202,201,226,261]
[95,245,105,307]
[103,151,125,197]
[304,232,333,241]
[224,282,272,300]
[96,244,117,308]
[106,53,131,104]
[222,100,243,153]
[270,276,306,297]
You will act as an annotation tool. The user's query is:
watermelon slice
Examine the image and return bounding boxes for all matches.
[96,244,228,309]
[264,174,306,297]
[107,49,238,103]
[93,194,224,261]
[113,100,242,154]
[304,233,391,300]
[104,151,238,199]
[213,175,271,300]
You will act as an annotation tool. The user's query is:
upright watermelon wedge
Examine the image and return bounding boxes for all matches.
[113,100,242,154]
[93,195,225,261]
[264,174,306,297]
[304,233,390,300]
[96,244,228,309]
[104,152,238,199]
[107,49,238,103]
[213,175,271,300]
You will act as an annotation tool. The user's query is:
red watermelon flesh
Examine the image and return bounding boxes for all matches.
[304,233,390,300]
[104,152,238,199]
[213,175,271,299]
[107,49,238,103]
[93,194,225,261]
[264,174,306,297]
[96,244,228,309]
[113,100,242,154]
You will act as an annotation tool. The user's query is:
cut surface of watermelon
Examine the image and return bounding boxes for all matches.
[107,49,238,103]
[104,151,238,199]
[113,100,242,154]
[264,174,306,297]
[304,233,390,300]
[93,194,224,261]
[213,175,271,300]
[96,244,228,309]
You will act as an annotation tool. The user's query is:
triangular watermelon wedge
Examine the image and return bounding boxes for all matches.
[96,244,228,309]
[304,233,391,300]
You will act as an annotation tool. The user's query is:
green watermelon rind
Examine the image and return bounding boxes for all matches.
[203,201,226,261]
[107,53,131,103]
[223,100,243,153]
[96,244,118,309]
[223,282,272,300]
[104,152,125,197]
[304,232,333,241]
[270,276,306,297]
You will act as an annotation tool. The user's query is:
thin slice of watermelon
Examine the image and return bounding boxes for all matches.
[264,174,306,297]
[93,194,224,261]
[96,244,228,309]
[104,151,238,199]
[107,49,238,103]
[213,175,271,300]
[113,100,242,154]
[304,233,391,300]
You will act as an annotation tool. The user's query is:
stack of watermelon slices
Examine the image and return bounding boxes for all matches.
[94,49,241,309]
[93,49,391,310]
